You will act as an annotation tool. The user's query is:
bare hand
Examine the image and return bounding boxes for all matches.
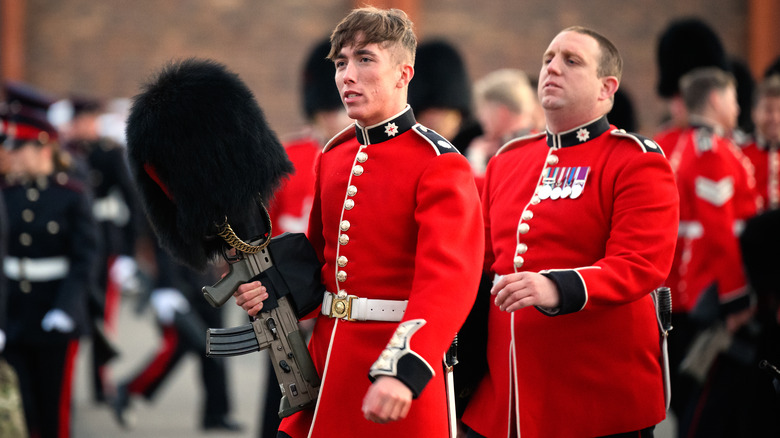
[233,281,269,317]
[492,272,560,312]
[362,376,413,424]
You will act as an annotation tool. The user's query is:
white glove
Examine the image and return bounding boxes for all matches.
[110,255,139,293]
[42,309,75,333]
[0,329,5,352]
[150,288,190,325]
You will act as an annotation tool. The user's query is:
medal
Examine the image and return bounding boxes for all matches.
[570,167,590,199]
[561,167,574,198]
[550,167,563,200]
[538,167,554,200]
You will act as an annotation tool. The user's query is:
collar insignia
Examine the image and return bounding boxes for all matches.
[385,122,399,137]
[576,128,590,142]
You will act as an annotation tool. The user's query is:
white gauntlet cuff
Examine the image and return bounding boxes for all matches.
[368,319,435,398]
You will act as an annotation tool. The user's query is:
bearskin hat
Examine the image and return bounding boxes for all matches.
[657,18,728,98]
[408,39,472,117]
[126,58,293,270]
[302,38,342,121]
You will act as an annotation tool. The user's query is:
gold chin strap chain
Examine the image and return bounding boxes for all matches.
[216,202,272,254]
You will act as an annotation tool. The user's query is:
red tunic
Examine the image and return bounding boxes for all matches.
[740,138,779,211]
[664,125,758,312]
[268,135,320,236]
[279,107,484,437]
[462,117,678,437]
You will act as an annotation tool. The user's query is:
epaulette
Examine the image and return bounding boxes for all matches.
[496,132,546,156]
[610,129,665,155]
[412,125,459,156]
[323,124,356,153]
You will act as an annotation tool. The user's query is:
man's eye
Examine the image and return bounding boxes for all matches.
[360,57,371,63]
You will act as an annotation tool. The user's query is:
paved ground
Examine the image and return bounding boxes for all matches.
[72,294,269,438]
[71,293,676,438]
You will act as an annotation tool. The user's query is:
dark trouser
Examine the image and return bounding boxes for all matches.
[466,425,655,438]
[6,337,79,438]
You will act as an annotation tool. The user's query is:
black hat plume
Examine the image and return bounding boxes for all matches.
[126,58,293,270]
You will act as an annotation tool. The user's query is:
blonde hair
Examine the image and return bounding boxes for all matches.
[474,69,536,115]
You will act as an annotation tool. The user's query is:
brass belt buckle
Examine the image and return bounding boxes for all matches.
[330,295,356,321]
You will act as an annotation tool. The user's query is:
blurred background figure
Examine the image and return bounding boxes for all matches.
[740,74,780,211]
[59,94,141,404]
[466,68,539,189]
[407,39,476,150]
[261,37,350,438]
[654,17,730,154]
[1,80,99,438]
[112,225,242,433]
[663,67,759,438]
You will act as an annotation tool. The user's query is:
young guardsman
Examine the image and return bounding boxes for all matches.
[461,27,679,437]
[234,7,484,438]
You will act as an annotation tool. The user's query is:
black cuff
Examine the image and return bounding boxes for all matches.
[539,270,587,316]
[368,352,434,399]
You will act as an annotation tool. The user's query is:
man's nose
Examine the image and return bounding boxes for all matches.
[341,62,357,83]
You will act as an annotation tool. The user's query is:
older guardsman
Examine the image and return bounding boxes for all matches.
[233,7,483,438]
[1,82,98,438]
[461,27,679,437]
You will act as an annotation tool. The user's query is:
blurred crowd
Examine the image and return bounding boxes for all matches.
[1,13,780,438]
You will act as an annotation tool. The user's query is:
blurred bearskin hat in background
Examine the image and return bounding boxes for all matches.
[728,57,756,134]
[125,58,293,270]
[656,17,728,98]
[608,88,638,133]
[302,38,343,121]
[408,39,472,118]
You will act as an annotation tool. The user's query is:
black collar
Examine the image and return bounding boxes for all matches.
[355,106,417,146]
[546,116,611,148]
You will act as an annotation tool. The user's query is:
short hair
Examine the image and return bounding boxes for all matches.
[327,7,417,65]
[474,69,536,115]
[679,66,736,113]
[754,74,780,104]
[563,26,623,82]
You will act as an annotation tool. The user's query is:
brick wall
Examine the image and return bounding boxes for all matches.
[21,0,749,137]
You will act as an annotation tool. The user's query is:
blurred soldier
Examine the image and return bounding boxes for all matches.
[408,39,476,149]
[654,17,729,155]
[466,68,540,188]
[1,81,99,438]
[664,67,759,438]
[740,74,780,211]
[112,229,242,432]
[62,95,140,403]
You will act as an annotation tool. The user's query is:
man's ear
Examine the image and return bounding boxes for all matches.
[600,76,619,102]
[398,63,414,88]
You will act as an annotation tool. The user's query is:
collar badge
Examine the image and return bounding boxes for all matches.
[384,122,399,137]
[576,128,590,142]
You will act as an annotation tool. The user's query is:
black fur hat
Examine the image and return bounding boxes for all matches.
[302,38,342,121]
[126,58,293,270]
[656,18,728,98]
[408,39,472,117]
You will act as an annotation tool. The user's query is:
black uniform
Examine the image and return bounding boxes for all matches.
[2,173,99,438]
[69,136,139,401]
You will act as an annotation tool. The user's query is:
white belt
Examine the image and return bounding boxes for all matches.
[4,256,70,282]
[92,190,131,226]
[321,291,407,322]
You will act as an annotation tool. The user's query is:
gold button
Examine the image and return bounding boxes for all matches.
[546,155,559,165]
[344,199,355,210]
[340,220,351,232]
[20,280,32,293]
[339,234,350,245]
[516,243,528,254]
[531,195,541,205]
[337,270,347,282]
[337,256,348,267]
[357,151,368,163]
[347,185,358,196]
[19,233,32,246]
[522,210,534,220]
[518,223,530,234]
[334,300,346,314]
[22,209,34,222]
[47,221,60,234]
[513,256,524,268]
[352,165,364,176]
[26,188,40,202]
